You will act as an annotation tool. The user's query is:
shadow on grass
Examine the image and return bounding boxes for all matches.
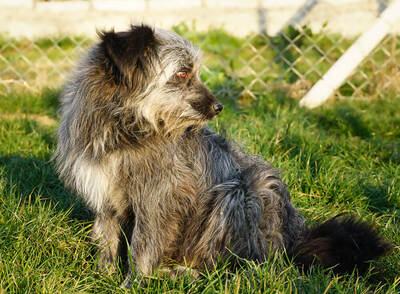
[307,103,372,139]
[304,100,400,166]
[0,87,89,220]
[0,155,91,221]
[358,178,400,214]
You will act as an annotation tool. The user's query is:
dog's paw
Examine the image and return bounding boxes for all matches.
[172,265,200,279]
[157,265,200,280]
[121,271,146,288]
[95,261,116,275]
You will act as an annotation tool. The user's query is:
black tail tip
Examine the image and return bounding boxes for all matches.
[292,214,392,274]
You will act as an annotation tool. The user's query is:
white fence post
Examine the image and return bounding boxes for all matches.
[299,0,400,109]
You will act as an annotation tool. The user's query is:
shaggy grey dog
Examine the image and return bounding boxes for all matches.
[54,25,390,284]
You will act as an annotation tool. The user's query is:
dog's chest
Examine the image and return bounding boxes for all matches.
[120,141,202,206]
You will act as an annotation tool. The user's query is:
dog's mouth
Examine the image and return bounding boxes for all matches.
[177,100,223,133]
[188,97,223,120]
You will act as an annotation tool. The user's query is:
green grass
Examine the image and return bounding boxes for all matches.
[1,29,400,292]
[1,87,399,293]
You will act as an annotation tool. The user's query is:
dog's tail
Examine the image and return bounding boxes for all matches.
[290,214,391,274]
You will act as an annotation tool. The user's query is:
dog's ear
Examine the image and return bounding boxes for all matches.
[99,25,158,84]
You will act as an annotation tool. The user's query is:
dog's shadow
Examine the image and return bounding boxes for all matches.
[0,154,135,275]
[0,154,91,221]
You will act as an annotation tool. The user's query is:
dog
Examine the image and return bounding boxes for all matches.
[53,25,390,285]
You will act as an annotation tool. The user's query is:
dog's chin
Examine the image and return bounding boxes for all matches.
[205,113,218,120]
[184,119,207,130]
[177,110,220,135]
[196,112,218,125]
[202,110,222,121]
[184,112,215,125]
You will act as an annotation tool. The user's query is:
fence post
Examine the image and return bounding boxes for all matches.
[299,0,400,109]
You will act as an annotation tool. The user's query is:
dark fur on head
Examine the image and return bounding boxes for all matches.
[99,25,159,87]
[53,24,391,286]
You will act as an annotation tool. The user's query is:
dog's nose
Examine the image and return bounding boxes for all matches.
[213,103,223,114]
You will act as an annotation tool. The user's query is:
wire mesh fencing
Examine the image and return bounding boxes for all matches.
[1,23,399,102]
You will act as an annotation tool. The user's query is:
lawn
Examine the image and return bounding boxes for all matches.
[0,29,399,293]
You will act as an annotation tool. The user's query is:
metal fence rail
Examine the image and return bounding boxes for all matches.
[1,24,399,101]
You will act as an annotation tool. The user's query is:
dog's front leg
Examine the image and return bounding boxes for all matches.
[92,209,121,271]
[123,214,164,287]
[92,198,133,272]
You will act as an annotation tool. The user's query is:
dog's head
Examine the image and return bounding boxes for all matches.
[98,25,223,134]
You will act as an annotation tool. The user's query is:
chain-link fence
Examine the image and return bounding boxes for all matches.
[196,27,400,101]
[1,3,400,102]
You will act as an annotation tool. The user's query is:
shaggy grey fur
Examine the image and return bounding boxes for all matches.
[53,25,389,284]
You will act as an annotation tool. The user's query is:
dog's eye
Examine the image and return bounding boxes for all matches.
[176,71,188,79]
